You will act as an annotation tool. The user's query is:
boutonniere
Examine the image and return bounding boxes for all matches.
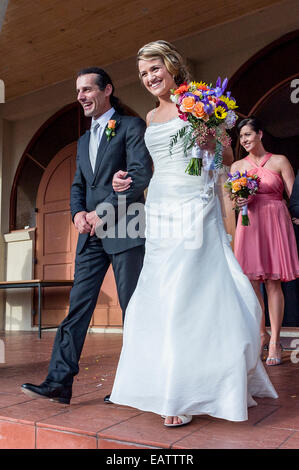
[105,120,117,141]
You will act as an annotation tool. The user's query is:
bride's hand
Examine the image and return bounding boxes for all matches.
[112,170,132,192]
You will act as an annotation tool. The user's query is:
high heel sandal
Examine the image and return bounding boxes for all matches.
[266,341,282,366]
[260,332,270,359]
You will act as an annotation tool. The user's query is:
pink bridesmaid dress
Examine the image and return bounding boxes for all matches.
[234,153,299,281]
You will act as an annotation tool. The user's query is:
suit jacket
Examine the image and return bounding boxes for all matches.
[290,171,299,252]
[290,172,299,219]
[70,111,152,254]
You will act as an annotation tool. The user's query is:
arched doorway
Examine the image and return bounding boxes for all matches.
[228,30,299,170]
[228,30,299,327]
[35,142,122,328]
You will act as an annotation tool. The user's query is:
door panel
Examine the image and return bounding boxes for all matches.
[35,142,122,327]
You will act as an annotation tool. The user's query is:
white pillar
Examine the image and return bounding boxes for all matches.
[3,229,36,331]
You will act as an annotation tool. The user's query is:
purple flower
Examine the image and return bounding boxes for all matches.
[216,100,228,111]
[232,171,241,180]
[214,77,228,97]
[184,92,200,101]
[204,101,215,114]
[247,180,256,190]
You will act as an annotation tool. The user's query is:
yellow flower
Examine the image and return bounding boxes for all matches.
[220,95,238,110]
[215,106,228,120]
[190,81,209,91]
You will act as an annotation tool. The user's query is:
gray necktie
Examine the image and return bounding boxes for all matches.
[89,123,100,172]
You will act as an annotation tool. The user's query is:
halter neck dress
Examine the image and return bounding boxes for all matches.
[234,154,299,281]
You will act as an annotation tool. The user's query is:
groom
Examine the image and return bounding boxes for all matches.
[21,67,152,404]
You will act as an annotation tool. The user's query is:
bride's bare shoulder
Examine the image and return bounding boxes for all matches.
[146,109,156,126]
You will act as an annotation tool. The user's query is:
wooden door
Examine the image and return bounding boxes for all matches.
[35,142,122,328]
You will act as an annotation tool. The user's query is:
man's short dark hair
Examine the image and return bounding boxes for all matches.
[77,67,123,113]
[77,67,114,93]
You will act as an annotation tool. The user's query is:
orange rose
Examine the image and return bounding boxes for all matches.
[193,90,203,97]
[192,102,205,118]
[108,120,116,129]
[181,96,195,112]
[239,177,247,187]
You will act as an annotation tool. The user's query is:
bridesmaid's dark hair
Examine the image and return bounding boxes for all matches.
[237,117,263,134]
[77,67,124,114]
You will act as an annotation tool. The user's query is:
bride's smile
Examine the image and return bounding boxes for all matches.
[138,58,176,98]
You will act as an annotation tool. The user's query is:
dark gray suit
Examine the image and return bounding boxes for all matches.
[290,171,299,252]
[45,111,152,388]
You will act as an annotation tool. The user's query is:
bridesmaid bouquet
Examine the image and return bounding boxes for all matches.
[170,77,238,175]
[224,171,260,225]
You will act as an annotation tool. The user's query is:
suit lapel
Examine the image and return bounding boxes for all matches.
[80,131,94,183]
[92,111,121,183]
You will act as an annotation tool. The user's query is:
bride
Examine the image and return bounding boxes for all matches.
[109,40,278,426]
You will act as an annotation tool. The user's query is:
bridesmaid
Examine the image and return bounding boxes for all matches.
[231,117,299,366]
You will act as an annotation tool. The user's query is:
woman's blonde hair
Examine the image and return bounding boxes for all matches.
[137,40,191,86]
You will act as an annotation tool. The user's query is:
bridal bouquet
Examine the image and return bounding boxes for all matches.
[170,78,238,175]
[224,171,260,226]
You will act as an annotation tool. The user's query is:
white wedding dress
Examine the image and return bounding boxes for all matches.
[110,117,278,421]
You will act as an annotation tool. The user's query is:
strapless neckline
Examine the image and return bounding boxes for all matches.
[148,116,181,127]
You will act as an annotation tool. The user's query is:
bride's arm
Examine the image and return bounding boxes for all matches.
[112,109,155,193]
[112,170,132,192]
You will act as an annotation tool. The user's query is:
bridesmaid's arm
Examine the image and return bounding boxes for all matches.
[222,146,234,167]
[229,159,241,174]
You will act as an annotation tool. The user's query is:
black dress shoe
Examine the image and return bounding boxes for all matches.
[104,394,112,403]
[21,381,72,404]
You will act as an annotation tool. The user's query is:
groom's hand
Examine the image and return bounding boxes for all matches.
[86,210,103,236]
[74,211,92,234]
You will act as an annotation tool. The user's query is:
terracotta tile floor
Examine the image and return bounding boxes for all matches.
[0,330,298,449]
